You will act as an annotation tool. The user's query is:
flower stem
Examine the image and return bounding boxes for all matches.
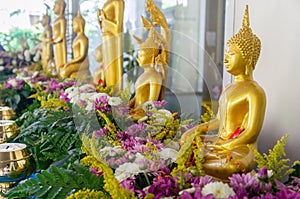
[144,172,151,186]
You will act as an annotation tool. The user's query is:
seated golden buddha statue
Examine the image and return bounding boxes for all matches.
[52,0,67,75]
[129,0,170,117]
[180,5,266,180]
[98,0,124,89]
[41,14,52,72]
[60,10,91,80]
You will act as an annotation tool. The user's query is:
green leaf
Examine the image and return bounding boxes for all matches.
[13,94,21,104]
[8,164,107,199]
[7,178,40,199]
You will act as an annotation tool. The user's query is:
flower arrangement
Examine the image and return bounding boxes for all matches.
[1,61,299,199]
[0,44,42,82]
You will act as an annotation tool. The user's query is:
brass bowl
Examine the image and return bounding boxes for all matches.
[0,143,35,193]
[0,107,16,120]
[0,120,19,143]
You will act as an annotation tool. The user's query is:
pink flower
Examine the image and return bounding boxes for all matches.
[89,168,103,177]
[94,95,111,113]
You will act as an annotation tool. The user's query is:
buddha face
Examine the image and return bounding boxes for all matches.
[53,2,60,14]
[224,44,246,75]
[137,48,153,67]
[73,20,79,33]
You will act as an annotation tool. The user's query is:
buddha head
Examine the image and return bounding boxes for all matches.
[73,9,85,33]
[225,5,261,74]
[41,14,50,27]
[137,28,160,67]
[54,0,66,15]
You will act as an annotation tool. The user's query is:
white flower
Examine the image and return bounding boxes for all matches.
[12,59,17,65]
[24,50,30,58]
[17,54,24,60]
[79,84,95,92]
[267,170,273,178]
[179,187,196,195]
[33,55,39,62]
[115,162,142,182]
[34,52,41,61]
[142,100,156,112]
[157,109,173,118]
[202,182,235,199]
[158,148,178,162]
[7,78,18,88]
[108,97,122,106]
[29,47,36,54]
[12,68,18,73]
[25,55,31,62]
[0,66,4,72]
[152,109,173,124]
[32,71,39,78]
[137,115,148,123]
[0,59,3,65]
[163,139,180,150]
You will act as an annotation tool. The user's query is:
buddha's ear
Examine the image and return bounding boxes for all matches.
[245,57,252,75]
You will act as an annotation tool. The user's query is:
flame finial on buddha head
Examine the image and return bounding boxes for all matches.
[227,5,261,69]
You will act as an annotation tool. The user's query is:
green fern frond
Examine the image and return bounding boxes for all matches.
[8,164,107,199]
[7,178,40,199]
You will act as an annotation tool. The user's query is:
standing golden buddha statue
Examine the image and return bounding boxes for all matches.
[52,0,67,76]
[129,0,171,113]
[41,14,52,72]
[98,0,124,89]
[60,10,91,80]
[180,5,266,180]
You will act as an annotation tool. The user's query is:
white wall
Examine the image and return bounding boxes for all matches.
[229,0,300,162]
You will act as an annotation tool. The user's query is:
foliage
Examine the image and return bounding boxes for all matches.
[81,134,109,165]
[81,155,137,199]
[0,80,34,116]
[14,106,89,170]
[172,130,203,182]
[7,164,107,199]
[289,161,300,181]
[199,103,216,124]
[249,135,295,182]
[66,189,109,199]
[0,28,40,52]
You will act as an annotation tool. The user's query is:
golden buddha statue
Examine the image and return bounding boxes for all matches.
[52,0,67,76]
[129,0,171,113]
[93,44,105,85]
[98,0,124,89]
[41,14,52,72]
[180,5,266,180]
[60,10,91,80]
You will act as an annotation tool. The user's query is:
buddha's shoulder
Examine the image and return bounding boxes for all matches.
[244,81,266,97]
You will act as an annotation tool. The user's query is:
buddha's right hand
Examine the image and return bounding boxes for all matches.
[179,124,208,145]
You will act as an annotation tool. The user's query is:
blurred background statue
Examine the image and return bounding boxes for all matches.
[98,0,124,89]
[180,5,266,180]
[129,0,171,116]
[52,0,67,76]
[60,10,91,80]
[41,13,52,73]
[93,44,105,85]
